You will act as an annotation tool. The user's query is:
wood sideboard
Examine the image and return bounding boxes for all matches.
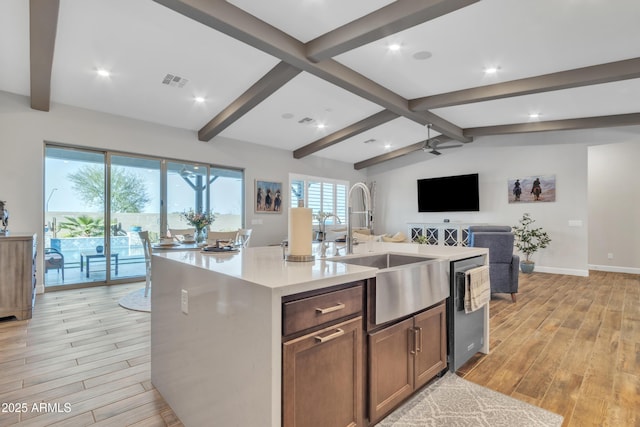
[0,233,37,320]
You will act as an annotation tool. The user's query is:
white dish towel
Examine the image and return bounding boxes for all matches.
[464,265,491,313]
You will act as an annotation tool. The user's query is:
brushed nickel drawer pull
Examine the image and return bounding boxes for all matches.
[415,326,423,353]
[315,302,345,314]
[314,328,345,343]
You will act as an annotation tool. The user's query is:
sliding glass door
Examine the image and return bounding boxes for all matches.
[44,147,108,287]
[109,154,161,281]
[45,145,244,288]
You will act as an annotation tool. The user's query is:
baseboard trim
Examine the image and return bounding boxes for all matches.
[531,266,590,276]
[588,264,640,275]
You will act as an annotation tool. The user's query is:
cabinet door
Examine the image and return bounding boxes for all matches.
[368,318,414,424]
[413,303,447,389]
[283,317,363,427]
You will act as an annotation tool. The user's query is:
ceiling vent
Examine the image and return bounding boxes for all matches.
[363,139,376,144]
[162,73,188,88]
[298,117,314,124]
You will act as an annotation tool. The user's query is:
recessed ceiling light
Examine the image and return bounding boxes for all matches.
[194,96,205,103]
[384,143,392,150]
[412,51,432,60]
[316,123,326,129]
[484,66,501,75]
[96,69,110,77]
[388,43,402,52]
[529,112,541,119]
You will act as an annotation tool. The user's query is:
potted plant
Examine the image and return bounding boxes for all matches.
[512,213,551,273]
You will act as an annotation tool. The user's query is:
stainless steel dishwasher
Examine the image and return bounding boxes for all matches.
[448,255,487,372]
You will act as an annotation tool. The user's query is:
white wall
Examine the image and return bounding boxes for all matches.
[0,91,366,289]
[367,127,640,276]
[368,139,590,275]
[588,140,640,273]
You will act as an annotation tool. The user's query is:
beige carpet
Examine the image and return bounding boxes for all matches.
[118,288,151,312]
[379,372,563,427]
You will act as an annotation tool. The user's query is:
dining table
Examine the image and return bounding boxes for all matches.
[151,242,204,251]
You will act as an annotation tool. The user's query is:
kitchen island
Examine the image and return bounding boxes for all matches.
[151,242,488,426]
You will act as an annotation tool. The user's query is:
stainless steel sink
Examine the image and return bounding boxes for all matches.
[327,253,450,325]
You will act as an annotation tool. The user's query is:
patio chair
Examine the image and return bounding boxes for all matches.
[44,247,64,281]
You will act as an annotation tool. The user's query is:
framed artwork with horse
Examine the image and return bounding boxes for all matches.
[508,175,556,203]
[255,180,283,213]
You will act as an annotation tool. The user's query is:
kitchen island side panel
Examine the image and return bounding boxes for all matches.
[151,256,278,426]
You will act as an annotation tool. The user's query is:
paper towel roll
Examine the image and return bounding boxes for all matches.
[288,207,312,256]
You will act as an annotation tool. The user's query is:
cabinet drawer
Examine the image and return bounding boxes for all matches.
[283,285,363,336]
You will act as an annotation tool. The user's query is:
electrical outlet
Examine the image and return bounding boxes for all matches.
[607,253,614,260]
[181,289,189,314]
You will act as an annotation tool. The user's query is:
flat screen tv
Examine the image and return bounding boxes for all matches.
[417,173,479,212]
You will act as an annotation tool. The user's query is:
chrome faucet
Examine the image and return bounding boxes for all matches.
[347,182,372,254]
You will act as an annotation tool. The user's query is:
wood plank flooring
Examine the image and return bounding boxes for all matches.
[459,270,640,427]
[0,283,182,427]
[0,271,638,426]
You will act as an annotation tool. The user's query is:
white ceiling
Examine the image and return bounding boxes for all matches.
[2,0,640,167]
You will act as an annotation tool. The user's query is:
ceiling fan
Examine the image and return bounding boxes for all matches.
[422,124,463,155]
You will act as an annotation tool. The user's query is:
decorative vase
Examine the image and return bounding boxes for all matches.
[96,245,104,254]
[520,261,535,274]
[195,227,207,245]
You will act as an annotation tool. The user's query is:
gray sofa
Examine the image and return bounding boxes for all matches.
[468,225,519,302]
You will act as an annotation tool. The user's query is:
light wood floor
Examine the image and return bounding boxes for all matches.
[1,271,638,426]
[459,270,640,427]
[0,283,182,427]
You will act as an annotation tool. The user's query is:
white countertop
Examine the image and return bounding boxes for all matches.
[152,242,488,295]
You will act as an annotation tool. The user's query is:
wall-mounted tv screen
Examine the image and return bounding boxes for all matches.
[417,173,479,212]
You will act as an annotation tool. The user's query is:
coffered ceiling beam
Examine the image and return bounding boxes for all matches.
[153,0,470,144]
[354,136,454,170]
[29,0,59,112]
[465,113,640,136]
[306,0,480,62]
[410,57,640,111]
[293,110,399,159]
[198,62,301,141]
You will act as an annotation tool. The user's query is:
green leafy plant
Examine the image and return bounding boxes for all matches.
[512,213,551,263]
[67,166,151,213]
[414,235,428,245]
[57,215,104,237]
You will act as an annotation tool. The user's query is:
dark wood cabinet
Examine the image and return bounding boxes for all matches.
[283,317,363,427]
[0,233,37,320]
[368,301,447,424]
[282,283,364,427]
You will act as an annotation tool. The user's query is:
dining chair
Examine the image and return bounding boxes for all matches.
[237,228,252,248]
[207,230,239,247]
[138,231,152,297]
[168,227,196,241]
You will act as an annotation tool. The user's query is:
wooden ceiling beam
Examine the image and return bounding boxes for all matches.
[198,62,301,141]
[410,57,640,111]
[306,0,479,62]
[29,0,59,112]
[354,136,454,170]
[293,110,399,159]
[153,0,470,145]
[355,113,640,169]
[465,112,640,136]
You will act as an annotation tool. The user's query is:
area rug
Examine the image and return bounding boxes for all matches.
[118,288,150,312]
[379,372,563,427]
